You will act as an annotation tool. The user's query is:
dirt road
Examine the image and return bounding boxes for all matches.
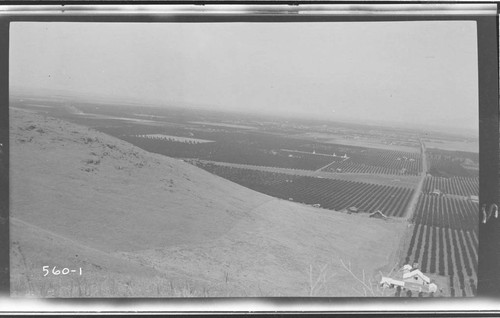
[403,139,427,219]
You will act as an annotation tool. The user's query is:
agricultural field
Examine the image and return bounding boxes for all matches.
[196,162,414,217]
[132,134,215,144]
[427,148,479,178]
[320,149,421,176]
[401,145,479,297]
[294,127,422,153]
[422,136,478,153]
[193,160,421,189]
[120,129,422,175]
[412,194,478,232]
[423,176,478,198]
[122,135,337,171]
[404,193,478,297]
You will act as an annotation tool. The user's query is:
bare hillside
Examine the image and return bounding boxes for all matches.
[10,109,407,297]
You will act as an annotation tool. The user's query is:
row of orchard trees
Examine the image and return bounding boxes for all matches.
[198,163,413,217]
[405,193,478,297]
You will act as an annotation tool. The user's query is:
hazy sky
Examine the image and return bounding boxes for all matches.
[10,21,478,133]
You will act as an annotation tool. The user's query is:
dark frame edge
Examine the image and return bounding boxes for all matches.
[477,14,500,298]
[0,18,9,296]
[0,5,498,305]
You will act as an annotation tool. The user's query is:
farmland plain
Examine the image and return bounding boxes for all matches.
[10,106,407,297]
[9,94,479,297]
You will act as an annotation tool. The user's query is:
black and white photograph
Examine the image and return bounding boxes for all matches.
[8,18,480,298]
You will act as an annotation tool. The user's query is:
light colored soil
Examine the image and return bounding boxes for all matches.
[293,132,421,153]
[10,108,407,297]
[425,140,478,153]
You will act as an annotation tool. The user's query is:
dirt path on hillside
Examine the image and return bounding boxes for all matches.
[11,217,112,257]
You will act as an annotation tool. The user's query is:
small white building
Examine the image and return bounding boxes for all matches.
[347,206,359,214]
[403,269,431,286]
[369,210,388,219]
[469,195,479,203]
[431,189,443,196]
[380,264,437,293]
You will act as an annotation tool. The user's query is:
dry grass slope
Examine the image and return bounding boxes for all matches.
[10,109,407,297]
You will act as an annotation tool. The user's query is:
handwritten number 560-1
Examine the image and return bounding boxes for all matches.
[42,266,82,276]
